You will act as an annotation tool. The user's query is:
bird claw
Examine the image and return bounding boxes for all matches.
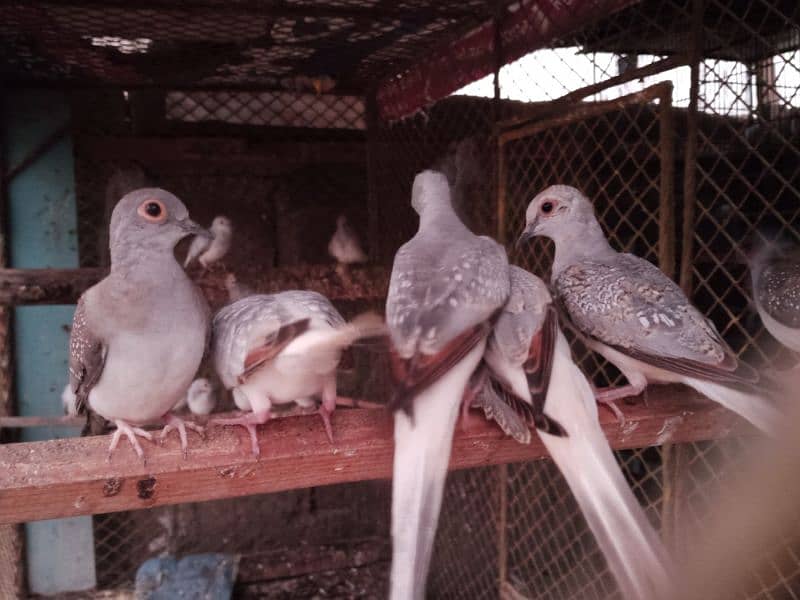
[107,421,153,464]
[212,410,270,456]
[159,414,203,459]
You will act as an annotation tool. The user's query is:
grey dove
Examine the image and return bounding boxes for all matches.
[211,291,384,456]
[69,188,211,461]
[184,215,232,269]
[385,170,509,600]
[749,238,800,353]
[328,214,367,265]
[519,185,782,434]
[479,265,675,599]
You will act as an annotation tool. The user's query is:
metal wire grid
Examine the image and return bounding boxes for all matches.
[93,481,391,589]
[165,91,366,129]
[14,0,800,596]
[0,1,497,89]
[689,0,800,368]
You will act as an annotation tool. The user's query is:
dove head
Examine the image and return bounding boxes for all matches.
[109,188,210,264]
[211,215,232,235]
[518,185,606,246]
[410,170,453,217]
[188,377,213,398]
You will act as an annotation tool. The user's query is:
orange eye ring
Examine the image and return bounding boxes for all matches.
[137,199,168,223]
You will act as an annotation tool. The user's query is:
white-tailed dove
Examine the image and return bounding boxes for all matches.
[749,237,800,353]
[385,170,510,600]
[69,188,211,461]
[328,214,367,266]
[211,291,383,456]
[519,185,782,434]
[184,215,232,269]
[173,377,217,416]
[479,265,675,599]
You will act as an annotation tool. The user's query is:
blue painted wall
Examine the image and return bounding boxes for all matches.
[2,90,96,594]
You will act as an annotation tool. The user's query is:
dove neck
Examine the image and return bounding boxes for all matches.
[110,240,183,281]
[419,203,464,232]
[551,221,615,278]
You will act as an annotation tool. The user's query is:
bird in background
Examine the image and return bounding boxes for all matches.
[479,265,675,599]
[385,170,510,599]
[69,188,211,462]
[184,215,233,269]
[748,233,800,354]
[211,291,384,456]
[172,377,217,417]
[328,214,368,279]
[519,185,783,435]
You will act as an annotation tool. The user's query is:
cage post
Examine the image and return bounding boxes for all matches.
[658,85,676,279]
[663,0,704,556]
[365,92,380,263]
[0,97,24,599]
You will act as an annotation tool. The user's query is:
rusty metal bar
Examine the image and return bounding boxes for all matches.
[658,85,676,278]
[496,54,690,134]
[499,82,674,146]
[679,0,703,296]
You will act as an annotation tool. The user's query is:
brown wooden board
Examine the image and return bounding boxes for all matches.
[0,385,748,524]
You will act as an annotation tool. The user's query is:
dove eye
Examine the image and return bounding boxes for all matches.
[541,201,555,214]
[138,199,168,223]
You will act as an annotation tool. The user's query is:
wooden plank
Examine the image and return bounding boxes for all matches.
[0,385,748,525]
[0,265,391,306]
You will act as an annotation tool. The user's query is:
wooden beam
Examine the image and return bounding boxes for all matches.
[0,385,749,524]
[0,265,390,306]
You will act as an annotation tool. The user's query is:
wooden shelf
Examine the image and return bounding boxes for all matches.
[0,385,748,524]
[0,264,390,306]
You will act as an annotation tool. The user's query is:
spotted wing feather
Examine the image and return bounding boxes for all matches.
[556,254,759,386]
[68,295,107,415]
[756,259,800,328]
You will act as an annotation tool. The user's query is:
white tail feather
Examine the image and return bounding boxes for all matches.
[390,341,486,600]
[686,377,782,436]
[540,333,674,600]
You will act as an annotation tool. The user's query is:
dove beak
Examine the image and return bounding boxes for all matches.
[516,220,537,248]
[179,219,213,240]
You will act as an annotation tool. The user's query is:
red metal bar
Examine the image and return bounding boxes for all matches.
[376,0,641,122]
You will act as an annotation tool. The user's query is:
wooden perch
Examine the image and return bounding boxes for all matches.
[0,265,390,306]
[0,385,749,524]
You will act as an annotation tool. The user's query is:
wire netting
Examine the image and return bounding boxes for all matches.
[4,0,800,596]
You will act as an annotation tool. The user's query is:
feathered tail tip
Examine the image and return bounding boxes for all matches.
[341,311,387,342]
[688,377,785,437]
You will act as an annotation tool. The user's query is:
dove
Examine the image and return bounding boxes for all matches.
[184,215,232,269]
[385,170,510,600]
[211,291,384,456]
[328,214,368,266]
[748,237,800,353]
[480,265,675,599]
[518,185,782,435]
[173,377,217,416]
[69,188,211,461]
